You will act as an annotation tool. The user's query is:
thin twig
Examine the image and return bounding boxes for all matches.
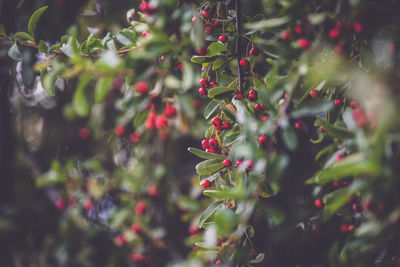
[235,0,243,94]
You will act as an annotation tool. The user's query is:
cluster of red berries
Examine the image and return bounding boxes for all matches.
[192,8,221,36]
[281,25,311,50]
[198,78,217,97]
[202,137,222,154]
[55,197,94,212]
[139,1,157,15]
[328,21,363,54]
[211,116,231,131]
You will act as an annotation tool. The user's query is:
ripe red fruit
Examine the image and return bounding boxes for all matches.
[192,99,201,108]
[333,181,340,188]
[164,104,177,118]
[281,30,291,41]
[352,22,363,33]
[55,198,65,210]
[258,135,267,145]
[222,121,231,130]
[248,89,258,102]
[309,89,319,99]
[216,260,222,265]
[188,226,198,234]
[79,127,89,139]
[135,81,149,94]
[250,47,259,56]
[352,203,362,213]
[298,38,311,49]
[155,115,168,130]
[261,115,269,121]
[202,139,210,149]
[209,138,218,148]
[198,87,207,96]
[239,58,250,68]
[129,132,140,143]
[141,31,150,37]
[135,201,147,215]
[349,100,359,109]
[218,34,228,43]
[295,120,303,130]
[176,62,183,70]
[139,2,150,12]
[210,81,217,88]
[294,25,303,35]
[212,117,222,127]
[352,107,368,127]
[236,160,243,167]
[114,125,125,136]
[205,25,212,35]
[212,21,219,27]
[148,186,158,197]
[244,160,254,172]
[334,99,343,106]
[131,224,142,234]
[115,234,127,246]
[192,16,197,23]
[315,199,323,208]
[223,159,232,167]
[329,28,340,39]
[206,148,216,153]
[83,199,93,211]
[235,93,244,100]
[195,47,207,55]
[254,103,264,111]
[200,78,209,87]
[335,154,345,162]
[201,179,211,188]
[129,253,148,263]
[145,110,156,129]
[320,126,326,132]
[201,10,210,20]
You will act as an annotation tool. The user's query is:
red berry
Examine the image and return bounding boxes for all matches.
[135,201,147,215]
[142,31,150,37]
[176,62,183,70]
[333,181,340,188]
[310,89,319,99]
[202,139,210,149]
[212,21,219,27]
[235,93,244,100]
[135,81,149,94]
[239,58,249,67]
[281,30,291,41]
[199,87,207,96]
[200,78,209,87]
[115,234,127,246]
[145,110,156,130]
[114,125,125,136]
[298,38,311,49]
[83,199,93,211]
[216,260,222,265]
[212,117,222,127]
[218,34,228,43]
[164,104,177,118]
[352,22,363,33]
[188,226,198,234]
[155,115,168,130]
[209,138,218,148]
[196,47,207,55]
[329,28,340,39]
[205,25,212,35]
[335,154,345,162]
[192,100,201,108]
[294,25,303,35]
[315,199,323,208]
[248,89,258,102]
[295,121,303,130]
[201,10,210,20]
[244,160,254,172]
[320,126,326,132]
[349,100,359,109]
[352,107,368,127]
[258,135,267,145]
[79,127,89,139]
[206,148,216,153]
[129,253,148,263]
[223,159,232,167]
[130,132,140,143]
[334,99,343,106]
[254,103,264,111]
[131,224,142,234]
[249,47,259,56]
[192,16,197,23]
[210,81,217,88]
[352,203,362,213]
[148,186,158,197]
[201,179,211,188]
[139,2,150,12]
[222,121,231,130]
[261,115,269,121]
[55,198,65,210]
[235,160,242,167]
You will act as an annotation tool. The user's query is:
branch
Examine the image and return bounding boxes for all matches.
[235,0,243,94]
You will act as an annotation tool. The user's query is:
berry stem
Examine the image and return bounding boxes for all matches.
[235,0,243,94]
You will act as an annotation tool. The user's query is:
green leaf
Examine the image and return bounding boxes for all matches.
[116,31,135,46]
[133,109,150,128]
[212,57,229,71]
[28,6,48,37]
[323,181,367,214]
[291,100,333,118]
[198,200,224,228]
[219,104,236,122]
[195,159,224,175]
[208,87,234,98]
[13,32,33,42]
[188,147,226,160]
[191,56,215,64]
[8,42,22,61]
[38,40,49,54]
[207,42,226,57]
[204,100,219,119]
[244,15,290,31]
[73,75,92,117]
[315,119,354,139]
[281,121,297,151]
[95,77,113,102]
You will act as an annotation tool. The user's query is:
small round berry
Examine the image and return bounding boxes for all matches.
[352,22,363,33]
[212,117,222,127]
[235,92,244,100]
[309,89,319,99]
[201,10,211,19]
[210,81,218,88]
[196,47,207,55]
[235,160,242,167]
[200,78,209,87]
[218,34,228,43]
[295,120,303,130]
[142,31,150,37]
[216,260,222,265]
[258,135,267,145]
[221,121,231,130]
[247,89,258,102]
[188,226,198,234]
[320,126,326,132]
[349,100,359,109]
[192,16,197,23]
[115,234,127,246]
[335,154,345,162]
[130,132,140,143]
[281,30,291,41]
[131,224,142,234]
[249,47,259,56]
[223,159,232,167]
[315,199,323,208]
[55,198,65,210]
[294,25,303,35]
[298,38,311,49]
[135,201,147,215]
[261,115,269,121]
[135,81,149,94]
[129,253,148,263]
[244,160,254,172]
[145,111,156,130]
[329,28,340,39]
[79,127,90,139]
[212,20,219,27]
[333,181,340,188]
[192,100,201,108]
[334,99,343,106]
[83,199,94,211]
[199,87,207,96]
[148,186,158,197]
[164,104,177,118]
[201,179,211,188]
[239,58,250,67]
[209,138,218,148]
[155,115,168,130]
[114,125,125,136]
[352,203,362,213]
[206,148,216,153]
[205,25,212,35]
[254,103,264,111]
[202,139,210,149]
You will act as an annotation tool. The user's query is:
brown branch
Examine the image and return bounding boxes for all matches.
[235,0,243,94]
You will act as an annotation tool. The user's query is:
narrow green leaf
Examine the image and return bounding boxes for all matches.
[198,200,224,228]
[191,56,215,64]
[212,57,229,71]
[95,77,113,102]
[315,119,354,139]
[207,42,226,57]
[73,75,92,117]
[188,147,226,160]
[116,31,135,46]
[204,100,219,119]
[244,15,290,31]
[13,32,33,42]
[219,104,236,122]
[291,100,333,118]
[38,40,49,54]
[208,86,234,98]
[28,6,48,37]
[133,109,150,128]
[282,124,297,151]
[323,181,367,214]
[195,159,224,175]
